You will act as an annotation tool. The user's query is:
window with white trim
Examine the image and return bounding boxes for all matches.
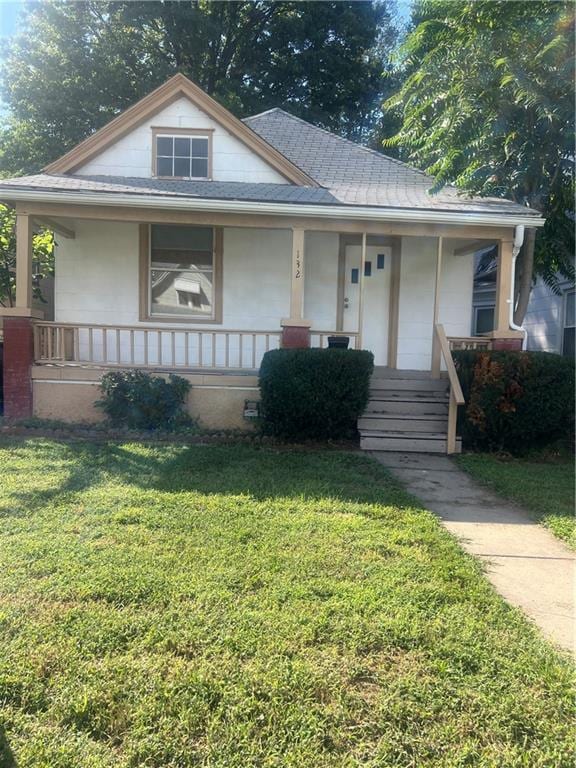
[155,134,210,179]
[149,225,216,319]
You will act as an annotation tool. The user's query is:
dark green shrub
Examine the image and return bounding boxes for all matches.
[259,348,374,440]
[453,350,574,454]
[96,370,193,431]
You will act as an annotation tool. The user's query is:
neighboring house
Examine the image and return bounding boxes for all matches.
[0,74,544,453]
[472,251,575,357]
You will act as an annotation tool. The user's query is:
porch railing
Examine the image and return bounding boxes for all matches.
[432,324,465,454]
[448,336,493,351]
[33,322,359,370]
[33,322,282,370]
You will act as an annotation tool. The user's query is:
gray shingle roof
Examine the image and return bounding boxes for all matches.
[0,108,542,219]
[244,108,430,187]
[0,174,337,204]
[244,108,539,217]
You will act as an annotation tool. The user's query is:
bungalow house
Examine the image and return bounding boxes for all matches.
[0,74,544,452]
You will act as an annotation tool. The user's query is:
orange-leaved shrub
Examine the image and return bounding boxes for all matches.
[453,351,574,454]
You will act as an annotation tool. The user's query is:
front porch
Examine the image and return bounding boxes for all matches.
[1,203,521,450]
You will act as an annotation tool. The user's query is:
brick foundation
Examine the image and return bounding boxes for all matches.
[3,316,34,420]
[281,324,310,349]
[491,337,523,352]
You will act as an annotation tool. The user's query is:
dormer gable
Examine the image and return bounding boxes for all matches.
[44,74,316,186]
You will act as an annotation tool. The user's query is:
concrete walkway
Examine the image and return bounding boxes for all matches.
[371,452,575,654]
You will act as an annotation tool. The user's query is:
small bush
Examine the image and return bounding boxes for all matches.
[96,370,193,431]
[259,348,374,440]
[453,350,574,454]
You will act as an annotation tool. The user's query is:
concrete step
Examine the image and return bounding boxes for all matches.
[372,368,440,380]
[365,399,449,416]
[360,432,462,454]
[369,378,449,392]
[358,414,448,432]
[369,390,449,403]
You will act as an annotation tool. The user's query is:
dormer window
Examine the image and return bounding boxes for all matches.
[152,128,212,179]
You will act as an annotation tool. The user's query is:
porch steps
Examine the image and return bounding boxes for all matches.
[359,370,461,454]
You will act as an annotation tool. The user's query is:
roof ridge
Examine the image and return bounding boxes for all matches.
[243,108,432,182]
[242,107,285,121]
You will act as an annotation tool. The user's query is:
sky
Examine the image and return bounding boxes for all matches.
[0,0,21,39]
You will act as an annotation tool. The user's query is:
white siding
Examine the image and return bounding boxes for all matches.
[55,224,476,370]
[55,221,140,326]
[221,227,291,329]
[75,97,288,184]
[303,232,339,330]
[438,244,475,338]
[56,221,292,330]
[523,278,563,353]
[397,237,474,370]
[397,237,436,370]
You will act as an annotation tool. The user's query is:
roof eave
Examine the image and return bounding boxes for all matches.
[0,187,545,229]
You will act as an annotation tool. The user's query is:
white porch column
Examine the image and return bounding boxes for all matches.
[357,232,367,349]
[281,227,311,348]
[494,238,514,335]
[431,236,443,377]
[15,213,34,309]
[289,227,305,320]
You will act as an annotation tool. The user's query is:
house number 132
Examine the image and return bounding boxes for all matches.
[295,250,301,279]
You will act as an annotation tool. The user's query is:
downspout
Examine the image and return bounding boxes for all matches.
[509,225,527,350]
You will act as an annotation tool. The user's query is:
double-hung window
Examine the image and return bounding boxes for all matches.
[154,131,211,179]
[146,225,221,321]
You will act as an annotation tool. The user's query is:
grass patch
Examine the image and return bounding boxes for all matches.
[0,439,573,767]
[457,451,575,549]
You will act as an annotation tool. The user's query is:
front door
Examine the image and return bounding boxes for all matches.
[343,244,391,365]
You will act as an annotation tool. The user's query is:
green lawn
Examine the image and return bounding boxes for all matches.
[0,439,573,768]
[457,452,575,549]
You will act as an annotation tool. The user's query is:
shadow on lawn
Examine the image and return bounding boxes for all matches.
[0,725,17,768]
[3,438,414,513]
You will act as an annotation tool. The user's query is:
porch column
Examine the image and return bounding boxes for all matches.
[15,214,34,310]
[281,227,311,348]
[357,233,367,349]
[1,214,37,419]
[490,238,523,350]
[431,236,443,377]
[494,239,513,335]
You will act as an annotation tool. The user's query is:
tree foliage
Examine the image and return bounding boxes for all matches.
[384,0,575,320]
[0,205,54,308]
[0,0,398,175]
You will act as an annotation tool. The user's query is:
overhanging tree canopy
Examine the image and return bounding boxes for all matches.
[384,0,575,323]
[0,0,398,176]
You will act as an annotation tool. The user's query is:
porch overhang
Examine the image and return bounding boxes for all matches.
[1,187,545,230]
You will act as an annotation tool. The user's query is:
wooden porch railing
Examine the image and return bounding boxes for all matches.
[33,323,359,370]
[448,336,493,351]
[33,322,282,370]
[432,324,465,454]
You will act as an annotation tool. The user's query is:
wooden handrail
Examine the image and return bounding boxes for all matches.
[432,323,464,455]
[434,324,464,404]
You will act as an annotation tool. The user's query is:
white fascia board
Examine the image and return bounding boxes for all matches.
[2,188,546,228]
